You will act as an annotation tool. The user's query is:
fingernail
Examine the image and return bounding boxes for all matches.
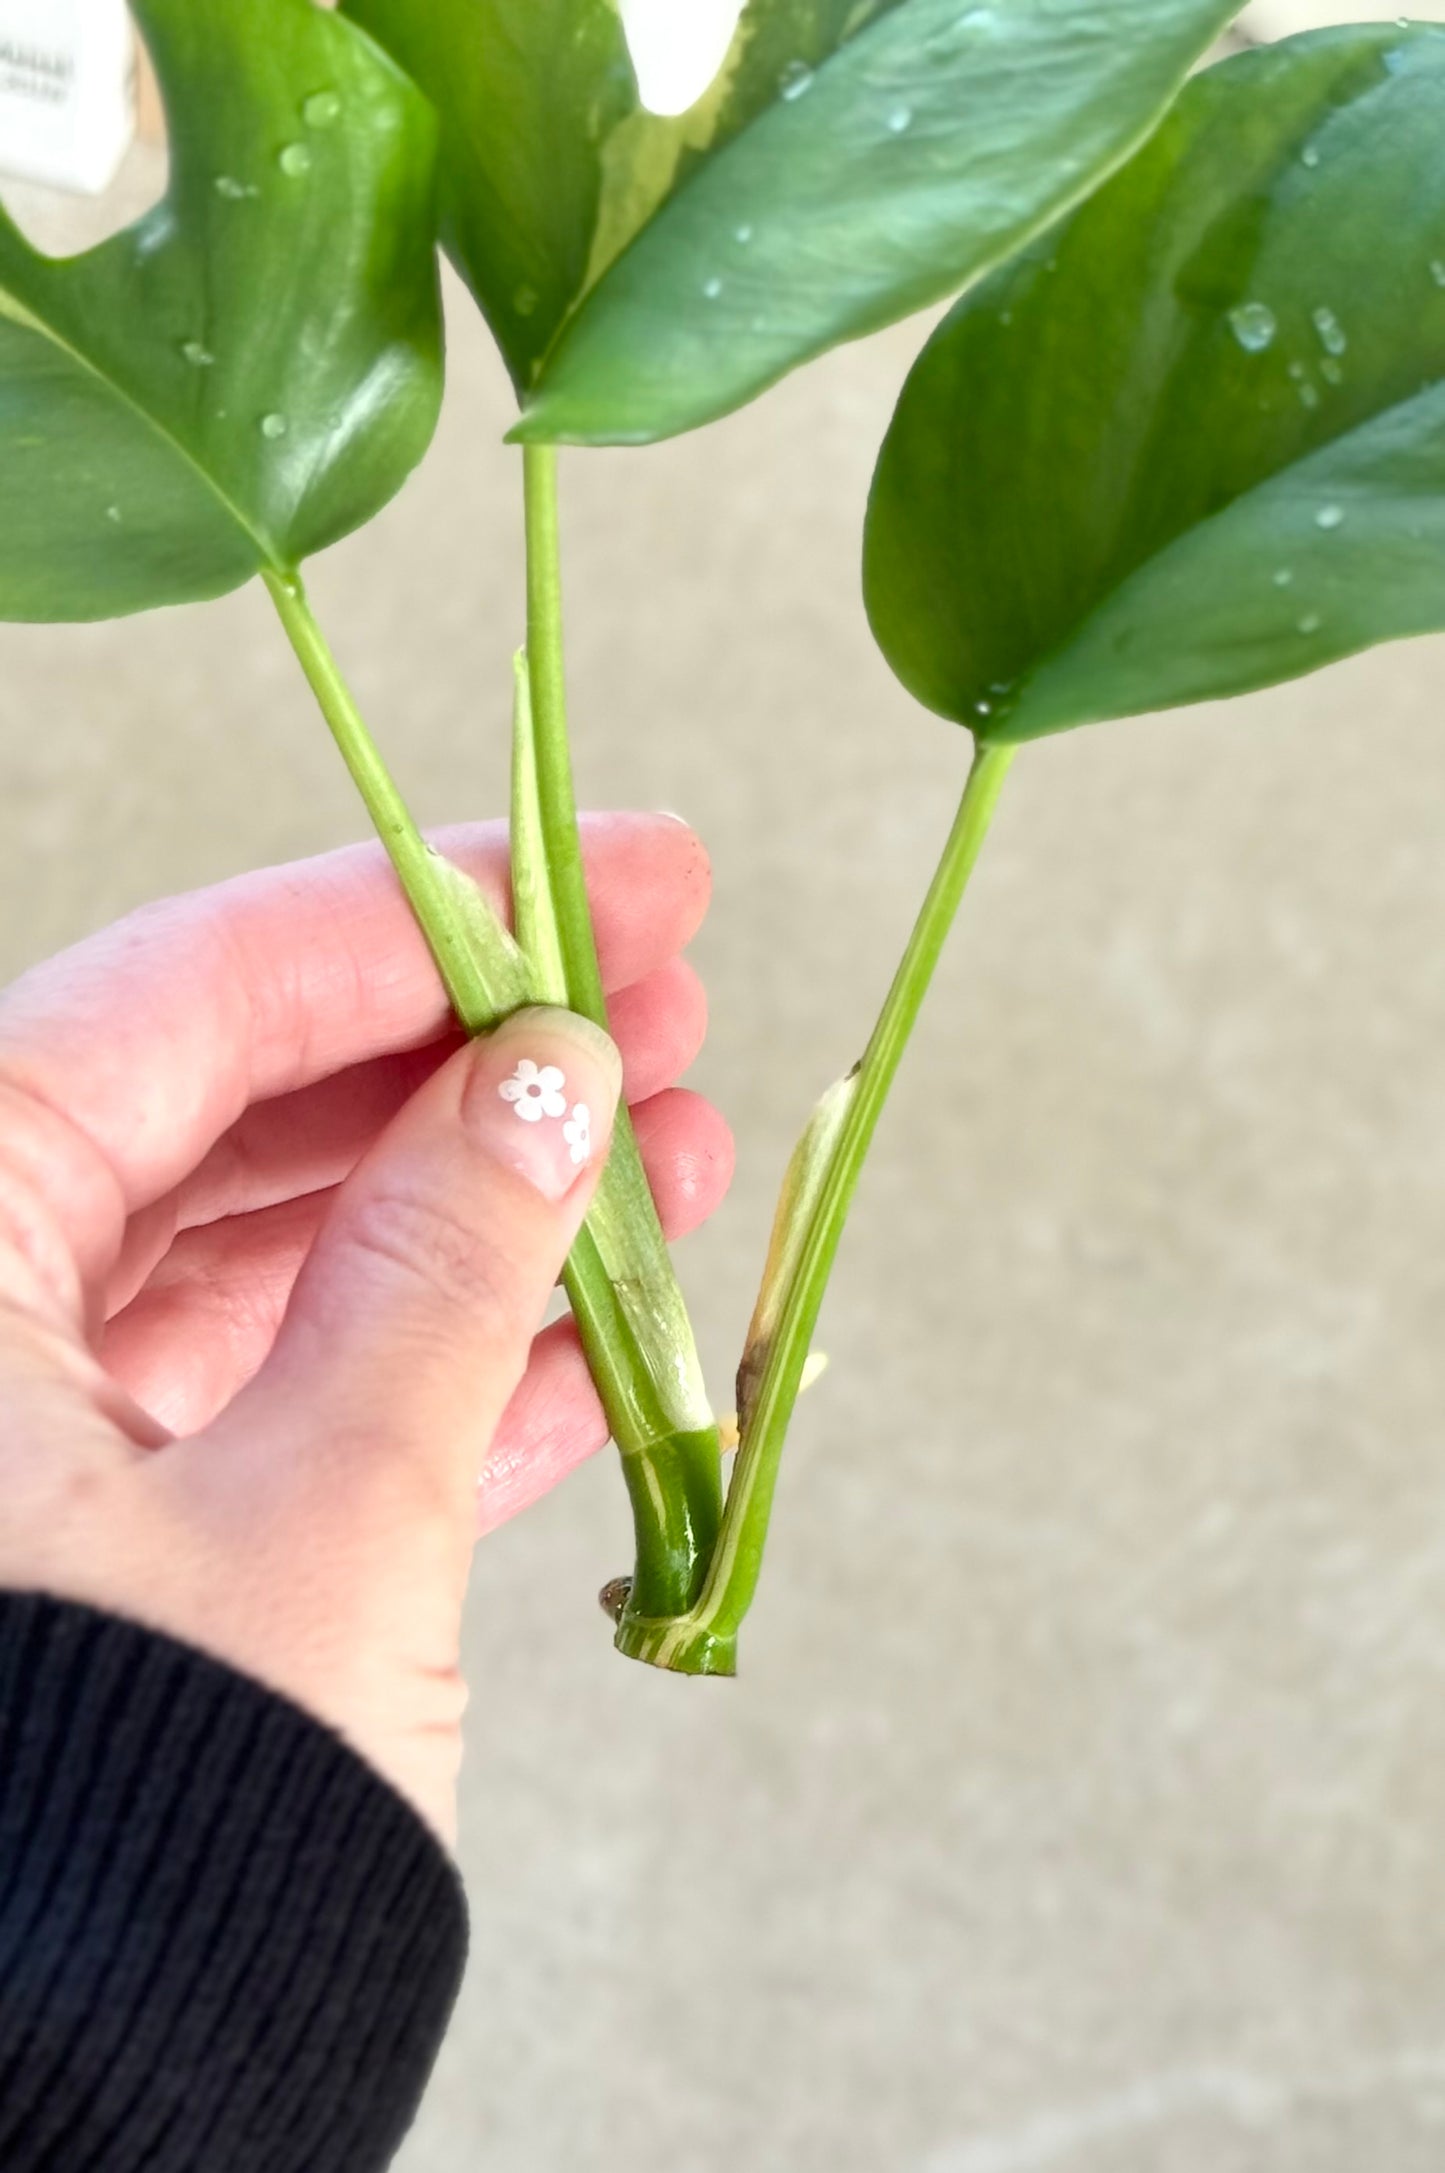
[466,1007,622,1202]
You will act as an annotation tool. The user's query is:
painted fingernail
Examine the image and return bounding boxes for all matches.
[466,1007,622,1201]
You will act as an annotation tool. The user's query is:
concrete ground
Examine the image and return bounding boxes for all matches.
[6,20,1445,2164]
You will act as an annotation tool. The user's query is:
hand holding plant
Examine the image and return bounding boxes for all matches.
[4,0,1443,1681]
[0,819,726,1836]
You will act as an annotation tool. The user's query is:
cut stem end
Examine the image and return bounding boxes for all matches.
[613,1611,738,1677]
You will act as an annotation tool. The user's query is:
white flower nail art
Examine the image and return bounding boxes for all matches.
[562,1103,592,1166]
[499,1059,567,1123]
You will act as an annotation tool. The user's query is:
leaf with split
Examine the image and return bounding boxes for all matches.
[343,0,1243,446]
[0,0,441,622]
[864,25,1445,744]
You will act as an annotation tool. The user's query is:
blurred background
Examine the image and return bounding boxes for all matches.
[5,5,1445,2169]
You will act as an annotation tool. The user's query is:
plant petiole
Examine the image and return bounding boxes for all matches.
[263,567,529,1028]
[517,449,724,1623]
[266,563,723,1620]
[614,739,1016,1674]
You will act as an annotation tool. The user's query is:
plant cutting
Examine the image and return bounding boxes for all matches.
[3,0,1441,1679]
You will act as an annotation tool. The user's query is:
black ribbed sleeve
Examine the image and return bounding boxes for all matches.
[0,1592,467,2171]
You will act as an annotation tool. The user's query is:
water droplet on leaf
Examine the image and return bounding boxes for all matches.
[1320,357,1344,386]
[1431,260,1445,289]
[1298,612,1323,634]
[278,142,312,177]
[779,60,814,101]
[1315,503,1345,530]
[1273,568,1294,587]
[214,174,248,199]
[1311,306,1347,357]
[513,285,539,317]
[303,90,342,127]
[703,276,723,300]
[1300,144,1321,169]
[181,340,214,368]
[886,105,913,133]
[260,412,288,440]
[1228,302,1277,354]
[105,504,122,524]
[734,223,753,244]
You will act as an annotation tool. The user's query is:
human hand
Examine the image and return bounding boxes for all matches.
[0,814,730,1841]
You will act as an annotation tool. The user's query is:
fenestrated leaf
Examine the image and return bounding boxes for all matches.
[0,0,442,622]
[864,25,1445,745]
[344,0,1242,447]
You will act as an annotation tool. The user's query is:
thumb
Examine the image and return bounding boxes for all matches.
[240,1005,621,1498]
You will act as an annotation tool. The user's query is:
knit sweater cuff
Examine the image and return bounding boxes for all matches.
[0,1591,467,2173]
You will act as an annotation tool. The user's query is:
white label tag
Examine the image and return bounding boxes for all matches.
[0,0,134,195]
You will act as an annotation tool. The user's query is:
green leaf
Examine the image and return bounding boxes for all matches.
[340,0,635,399]
[864,25,1445,745]
[0,0,441,622]
[344,0,1241,446]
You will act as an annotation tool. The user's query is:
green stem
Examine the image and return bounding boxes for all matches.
[263,568,526,1027]
[266,565,721,1617]
[509,651,569,1001]
[521,446,607,1025]
[518,450,724,1621]
[617,739,1016,1673]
